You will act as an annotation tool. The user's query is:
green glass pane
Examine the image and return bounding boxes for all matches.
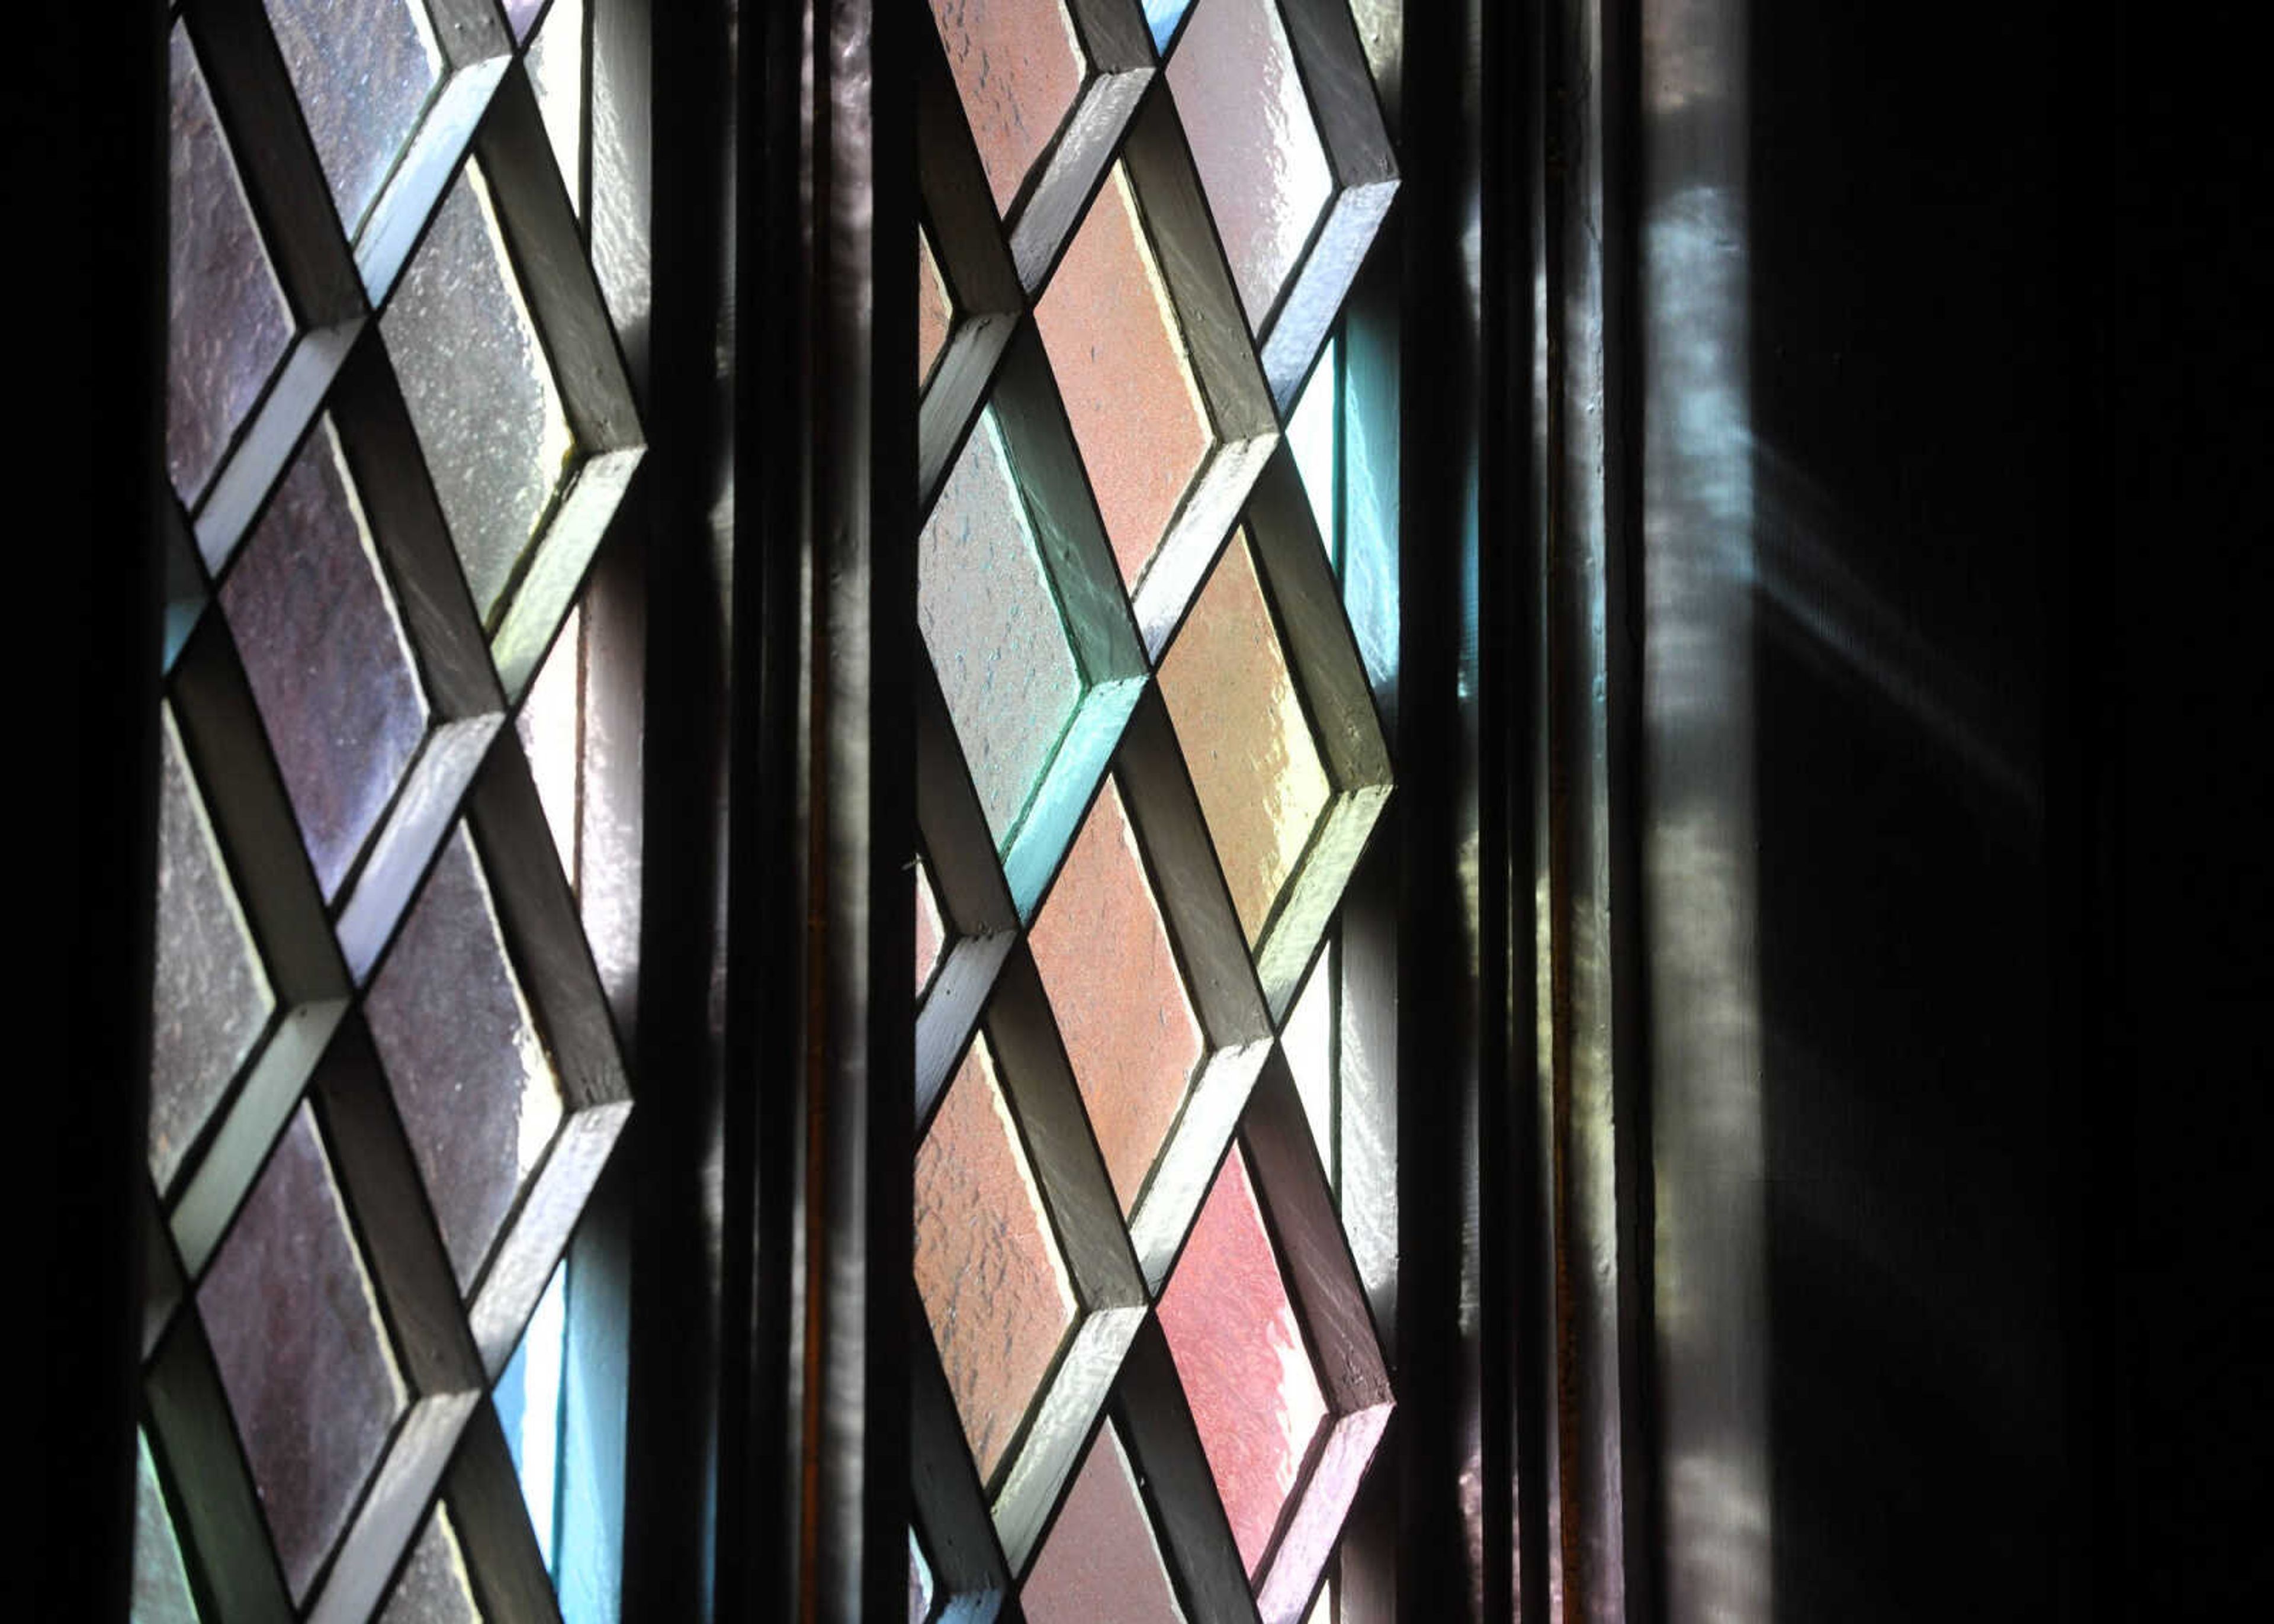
[918,408,1084,847]
[132,1430,200,1624]
[1158,529,1332,946]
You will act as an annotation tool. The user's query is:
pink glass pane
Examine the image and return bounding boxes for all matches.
[1158,1147,1328,1580]
[1022,1424,1187,1624]
[222,416,431,899]
[914,1035,1077,1484]
[199,1102,407,1600]
[1036,163,1212,591]
[1167,0,1335,330]
[1029,777,1202,1213]
[919,227,953,388]
[365,825,565,1291]
[928,0,1086,217]
[915,853,949,996]
[167,23,294,505]
[1158,530,1332,945]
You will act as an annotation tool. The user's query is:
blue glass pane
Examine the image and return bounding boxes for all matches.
[1145,0,1193,54]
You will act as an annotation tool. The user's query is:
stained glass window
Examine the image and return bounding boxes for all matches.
[140,3,641,1616]
[912,4,1398,1620]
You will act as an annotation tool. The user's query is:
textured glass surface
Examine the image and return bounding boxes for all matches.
[496,1258,567,1571]
[528,0,587,215]
[915,853,948,995]
[200,1102,408,1600]
[914,1035,1076,1484]
[928,0,1086,217]
[918,409,1084,845]
[1287,334,1339,559]
[908,1528,934,1624]
[504,0,545,39]
[1158,530,1332,944]
[262,0,442,236]
[1144,0,1195,52]
[918,227,953,388]
[1158,1147,1328,1578]
[133,1430,201,1623]
[1283,938,1335,1179]
[1168,0,1335,330]
[518,601,583,883]
[1307,1576,1334,1624]
[382,163,577,627]
[1022,1423,1188,1624]
[378,1507,484,1624]
[1035,164,1212,591]
[366,826,565,1290]
[166,24,294,504]
[1029,777,1202,1213]
[222,416,431,898]
[149,705,274,1193]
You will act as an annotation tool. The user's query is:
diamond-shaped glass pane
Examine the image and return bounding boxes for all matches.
[1283,938,1336,1181]
[1167,0,1335,330]
[1287,333,1339,560]
[1158,1146,1328,1579]
[150,705,274,1194]
[1158,529,1332,946]
[262,0,443,238]
[200,1102,409,1600]
[919,226,955,389]
[908,1526,934,1624]
[496,1256,568,1570]
[383,161,578,628]
[1144,0,1195,53]
[167,22,294,506]
[132,1430,201,1624]
[1029,777,1202,1214]
[928,0,1087,217]
[365,825,566,1291]
[377,1506,483,1624]
[221,416,431,898]
[518,600,583,880]
[915,851,950,996]
[919,407,1085,847]
[1036,163,1212,591]
[914,1033,1077,1484]
[528,0,587,214]
[1022,1423,1188,1623]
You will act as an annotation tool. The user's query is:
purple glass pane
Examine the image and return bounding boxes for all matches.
[914,1035,1077,1484]
[262,0,442,236]
[928,0,1086,217]
[1157,1146,1328,1579]
[505,0,545,41]
[1167,0,1335,330]
[149,706,275,1194]
[200,1102,407,1600]
[365,825,565,1291]
[918,407,1084,845]
[908,1527,934,1624]
[1022,1423,1187,1624]
[378,1507,482,1624]
[381,163,576,627]
[222,416,431,899]
[1035,164,1212,591]
[167,23,294,504]
[1029,777,1203,1213]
